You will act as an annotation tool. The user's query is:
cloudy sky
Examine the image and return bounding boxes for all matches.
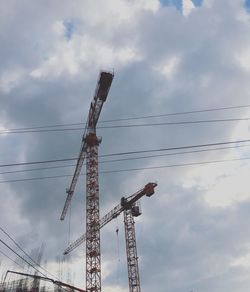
[1,0,250,291]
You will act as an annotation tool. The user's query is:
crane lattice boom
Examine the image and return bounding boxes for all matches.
[60,71,114,221]
[64,182,157,292]
[63,183,157,255]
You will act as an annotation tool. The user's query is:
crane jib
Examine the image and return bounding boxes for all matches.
[63,182,157,255]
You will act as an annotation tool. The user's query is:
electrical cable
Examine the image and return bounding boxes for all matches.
[0,143,249,175]
[0,227,42,268]
[0,227,59,280]
[0,164,76,175]
[98,104,250,122]
[1,103,250,133]
[1,117,250,134]
[99,139,250,157]
[97,117,250,129]
[0,249,28,272]
[99,156,250,174]
[0,239,47,277]
[0,255,70,292]
[0,156,249,184]
[1,138,250,169]
[0,158,77,168]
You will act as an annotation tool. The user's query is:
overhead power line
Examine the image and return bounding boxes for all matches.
[1,117,250,135]
[1,103,250,134]
[0,164,76,175]
[0,144,250,176]
[0,158,77,168]
[0,249,28,272]
[0,156,249,184]
[0,245,69,292]
[0,227,57,280]
[1,138,250,168]
[0,238,47,277]
[98,117,250,129]
[99,104,250,122]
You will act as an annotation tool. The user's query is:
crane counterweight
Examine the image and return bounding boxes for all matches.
[95,71,114,101]
[144,182,156,197]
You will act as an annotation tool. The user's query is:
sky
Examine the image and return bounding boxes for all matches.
[1,0,250,291]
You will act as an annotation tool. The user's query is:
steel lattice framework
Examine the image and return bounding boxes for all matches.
[124,208,141,292]
[60,71,114,292]
[63,183,157,292]
[63,183,157,255]
[85,134,101,292]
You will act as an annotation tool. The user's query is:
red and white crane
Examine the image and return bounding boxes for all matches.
[60,71,114,292]
[63,182,157,292]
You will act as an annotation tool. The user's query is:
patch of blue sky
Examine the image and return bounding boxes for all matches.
[160,0,203,10]
[245,0,250,11]
[160,0,250,12]
[63,20,75,41]
[160,0,182,10]
[191,0,203,6]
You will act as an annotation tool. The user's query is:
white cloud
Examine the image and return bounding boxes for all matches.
[30,42,79,78]
[52,20,65,36]
[231,252,250,268]
[30,22,141,79]
[182,0,195,16]
[235,48,250,72]
[155,55,180,79]
[204,163,250,207]
[0,68,26,93]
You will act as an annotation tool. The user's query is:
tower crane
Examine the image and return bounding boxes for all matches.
[60,71,114,292]
[63,182,157,292]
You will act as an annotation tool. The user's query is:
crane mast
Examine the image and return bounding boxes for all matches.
[60,71,114,292]
[120,185,156,292]
[85,133,101,292]
[124,208,140,292]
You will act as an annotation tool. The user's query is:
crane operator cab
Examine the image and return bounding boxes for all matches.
[131,203,141,217]
[121,198,142,217]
